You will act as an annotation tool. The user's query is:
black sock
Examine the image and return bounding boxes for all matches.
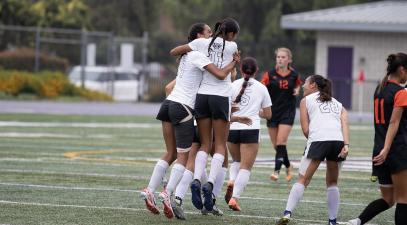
[277,145,290,168]
[395,203,407,225]
[274,147,283,172]
[359,198,390,224]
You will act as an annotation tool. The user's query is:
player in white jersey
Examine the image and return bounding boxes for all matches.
[170,18,240,212]
[223,57,272,211]
[140,23,239,219]
[276,75,349,225]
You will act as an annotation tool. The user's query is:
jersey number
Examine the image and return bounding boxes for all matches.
[279,80,288,89]
[374,98,385,124]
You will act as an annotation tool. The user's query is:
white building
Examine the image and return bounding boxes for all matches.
[281,1,407,111]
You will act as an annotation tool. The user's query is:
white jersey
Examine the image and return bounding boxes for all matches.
[306,91,343,143]
[230,78,272,130]
[188,37,238,97]
[167,51,211,108]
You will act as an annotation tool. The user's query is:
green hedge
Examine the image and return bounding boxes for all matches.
[0,70,112,101]
[0,48,69,72]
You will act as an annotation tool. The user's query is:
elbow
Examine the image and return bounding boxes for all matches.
[169,49,177,56]
[265,112,272,120]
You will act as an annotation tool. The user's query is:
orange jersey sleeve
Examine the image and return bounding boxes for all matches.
[395,89,407,107]
[261,72,269,86]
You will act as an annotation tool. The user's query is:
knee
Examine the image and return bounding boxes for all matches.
[163,152,177,164]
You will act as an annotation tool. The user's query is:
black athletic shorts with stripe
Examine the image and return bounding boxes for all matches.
[156,99,194,150]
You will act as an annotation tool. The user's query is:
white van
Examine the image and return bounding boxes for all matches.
[68,66,140,101]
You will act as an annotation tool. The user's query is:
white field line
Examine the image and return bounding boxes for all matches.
[0,200,382,224]
[0,121,160,128]
[0,132,112,139]
[0,182,373,206]
[0,121,371,131]
[0,169,148,180]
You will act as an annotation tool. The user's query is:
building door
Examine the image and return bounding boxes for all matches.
[327,46,353,109]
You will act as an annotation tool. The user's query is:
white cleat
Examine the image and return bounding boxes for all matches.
[346,218,361,225]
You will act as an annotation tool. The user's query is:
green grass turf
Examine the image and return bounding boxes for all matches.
[0,114,393,225]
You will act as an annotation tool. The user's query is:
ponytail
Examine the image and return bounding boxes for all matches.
[207,18,239,59]
[234,57,257,104]
[377,53,407,94]
[309,75,332,102]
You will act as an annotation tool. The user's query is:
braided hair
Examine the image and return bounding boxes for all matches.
[207,18,239,59]
[234,57,257,104]
[308,75,332,102]
[377,52,407,94]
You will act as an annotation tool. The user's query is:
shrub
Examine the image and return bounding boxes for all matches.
[0,48,69,72]
[0,70,112,101]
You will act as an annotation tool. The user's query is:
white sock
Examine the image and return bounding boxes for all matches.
[165,163,185,194]
[208,153,225,184]
[285,182,305,212]
[193,151,208,181]
[327,186,340,220]
[229,161,240,182]
[213,167,227,198]
[201,169,208,184]
[147,159,169,193]
[174,169,193,199]
[232,169,251,198]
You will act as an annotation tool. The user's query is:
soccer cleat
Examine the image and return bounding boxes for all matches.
[328,218,337,225]
[202,197,224,216]
[224,181,234,204]
[276,211,291,225]
[211,198,224,216]
[158,190,174,219]
[285,165,294,182]
[228,197,241,211]
[190,179,203,210]
[140,188,159,215]
[270,172,279,181]
[346,218,361,225]
[202,182,214,211]
[171,195,186,220]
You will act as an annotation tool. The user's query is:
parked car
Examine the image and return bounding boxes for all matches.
[68,66,140,101]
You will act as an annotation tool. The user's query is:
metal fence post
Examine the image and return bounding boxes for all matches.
[80,29,87,88]
[34,27,41,72]
[140,31,149,101]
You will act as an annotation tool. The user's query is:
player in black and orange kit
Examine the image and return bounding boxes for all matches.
[261,47,301,182]
[347,53,407,225]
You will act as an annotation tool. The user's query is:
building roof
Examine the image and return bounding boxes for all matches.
[281,1,407,33]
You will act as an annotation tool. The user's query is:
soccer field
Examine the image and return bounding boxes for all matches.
[0,114,394,225]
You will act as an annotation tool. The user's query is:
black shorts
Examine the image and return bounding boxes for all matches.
[266,108,295,127]
[156,100,194,150]
[304,141,345,162]
[194,94,230,121]
[228,129,260,144]
[372,163,393,185]
[386,143,407,173]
